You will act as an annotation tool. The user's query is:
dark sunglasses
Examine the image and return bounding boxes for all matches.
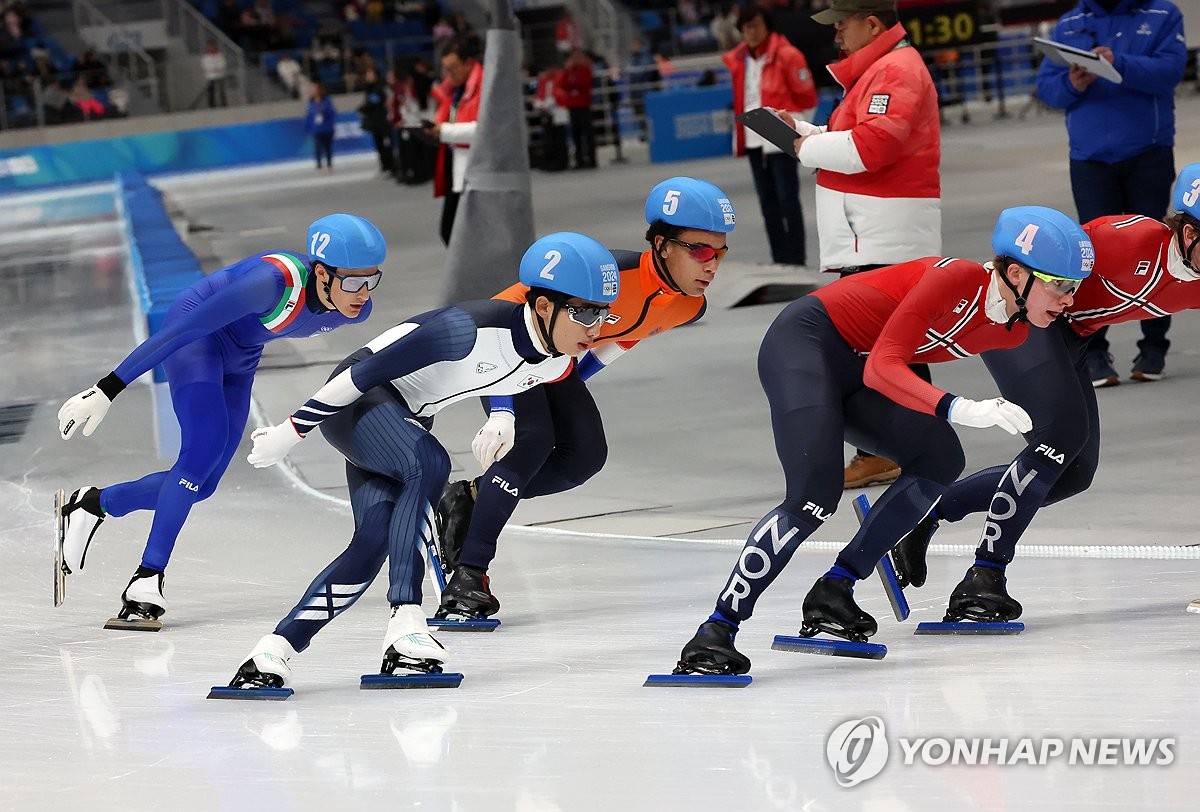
[669,238,730,262]
[330,269,382,293]
[564,303,610,328]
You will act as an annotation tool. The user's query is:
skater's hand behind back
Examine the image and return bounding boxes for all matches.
[58,386,112,439]
[247,420,303,468]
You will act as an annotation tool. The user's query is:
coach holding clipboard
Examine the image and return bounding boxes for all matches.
[1035,0,1186,387]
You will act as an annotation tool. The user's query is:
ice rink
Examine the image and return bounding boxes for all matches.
[4,98,1200,810]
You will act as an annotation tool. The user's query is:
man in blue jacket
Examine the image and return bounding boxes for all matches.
[1035,0,1186,386]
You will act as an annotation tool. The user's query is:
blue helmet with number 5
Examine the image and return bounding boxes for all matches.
[991,206,1093,281]
[519,232,620,304]
[306,213,387,269]
[1172,163,1200,219]
[644,177,736,233]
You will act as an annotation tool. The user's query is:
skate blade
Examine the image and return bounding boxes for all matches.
[53,489,66,608]
[915,621,1024,635]
[206,686,293,700]
[874,551,911,622]
[1187,600,1200,614]
[643,673,752,687]
[772,634,887,659]
[360,672,463,689]
[427,617,500,632]
[104,616,163,632]
[853,494,911,622]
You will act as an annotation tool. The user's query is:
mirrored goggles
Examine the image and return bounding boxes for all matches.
[564,303,610,328]
[331,269,382,293]
[669,238,730,263]
[1030,270,1080,297]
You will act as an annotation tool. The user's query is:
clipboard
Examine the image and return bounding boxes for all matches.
[736,107,802,158]
[1033,37,1122,84]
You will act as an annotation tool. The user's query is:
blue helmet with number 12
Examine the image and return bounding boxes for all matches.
[306,213,387,269]
[519,232,620,304]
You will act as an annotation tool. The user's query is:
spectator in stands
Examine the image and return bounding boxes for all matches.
[425,35,482,245]
[276,51,302,97]
[432,15,455,46]
[306,81,337,172]
[201,40,228,108]
[0,8,24,61]
[214,0,241,40]
[28,42,53,85]
[555,9,583,55]
[69,74,106,120]
[557,48,595,170]
[533,62,569,172]
[677,0,701,26]
[73,50,111,91]
[711,3,742,51]
[41,77,74,124]
[1035,0,1186,387]
[724,4,816,266]
[359,64,393,175]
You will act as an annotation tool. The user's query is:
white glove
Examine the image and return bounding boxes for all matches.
[58,386,112,439]
[948,397,1032,436]
[793,119,824,137]
[247,420,304,468]
[471,412,516,468]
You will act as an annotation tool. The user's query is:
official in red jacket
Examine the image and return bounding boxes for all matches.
[425,36,483,245]
[722,5,816,266]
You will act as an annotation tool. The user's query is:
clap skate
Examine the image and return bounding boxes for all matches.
[361,605,463,689]
[916,564,1025,635]
[891,513,939,589]
[208,634,296,700]
[773,576,886,659]
[429,565,501,632]
[644,620,752,687]
[53,486,105,607]
[104,567,167,632]
[435,479,475,574]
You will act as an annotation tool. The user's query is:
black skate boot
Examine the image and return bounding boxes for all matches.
[435,565,500,619]
[800,576,878,643]
[944,564,1022,622]
[435,480,475,573]
[673,619,751,676]
[891,514,939,589]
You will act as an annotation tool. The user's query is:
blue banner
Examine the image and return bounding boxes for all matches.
[644,85,734,164]
[0,112,373,192]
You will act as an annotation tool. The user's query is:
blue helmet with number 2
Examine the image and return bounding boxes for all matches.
[519,232,620,304]
[306,213,387,269]
[645,177,736,233]
[990,206,1093,281]
[1172,163,1200,219]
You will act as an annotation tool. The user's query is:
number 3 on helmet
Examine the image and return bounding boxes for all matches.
[518,232,621,304]
[306,213,388,270]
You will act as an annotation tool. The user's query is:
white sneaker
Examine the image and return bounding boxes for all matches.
[236,634,298,688]
[58,487,104,574]
[121,569,168,620]
[382,604,448,666]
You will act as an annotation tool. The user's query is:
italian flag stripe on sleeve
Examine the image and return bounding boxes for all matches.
[260,253,310,332]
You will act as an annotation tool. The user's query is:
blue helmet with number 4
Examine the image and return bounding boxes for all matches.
[1172,163,1200,219]
[306,213,387,270]
[991,206,1093,281]
[519,232,620,304]
[645,177,736,233]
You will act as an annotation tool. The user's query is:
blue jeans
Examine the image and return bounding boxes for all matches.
[746,147,806,266]
[1070,145,1175,358]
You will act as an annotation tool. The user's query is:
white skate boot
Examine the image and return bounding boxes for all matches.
[381,604,448,675]
[54,487,105,606]
[105,567,168,631]
[231,634,298,690]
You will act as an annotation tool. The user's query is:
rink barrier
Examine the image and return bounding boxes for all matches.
[115,171,204,383]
